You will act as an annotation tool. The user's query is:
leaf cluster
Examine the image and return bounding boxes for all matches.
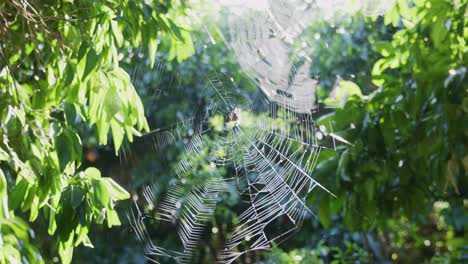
[0,0,194,262]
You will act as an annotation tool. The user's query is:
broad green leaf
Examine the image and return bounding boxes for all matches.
[106,209,121,228]
[28,195,39,221]
[70,130,83,167]
[82,235,94,248]
[88,83,106,124]
[97,112,110,144]
[70,186,85,209]
[373,42,393,57]
[102,177,130,201]
[92,179,110,209]
[124,125,134,142]
[73,224,89,247]
[162,16,184,41]
[324,81,363,107]
[59,232,74,264]
[104,83,122,120]
[56,130,72,171]
[8,180,29,210]
[84,167,101,180]
[82,48,99,80]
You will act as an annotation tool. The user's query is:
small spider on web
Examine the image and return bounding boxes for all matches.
[127,0,394,262]
[128,74,345,263]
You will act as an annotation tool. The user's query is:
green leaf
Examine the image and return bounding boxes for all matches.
[28,196,39,221]
[431,19,448,48]
[110,119,124,155]
[47,66,56,86]
[163,16,184,41]
[124,125,134,142]
[82,234,94,248]
[92,179,110,209]
[0,169,9,219]
[9,53,21,65]
[73,224,89,247]
[149,38,158,68]
[104,84,122,120]
[324,81,363,107]
[84,167,101,179]
[97,112,111,145]
[63,64,75,89]
[8,180,29,210]
[59,232,74,264]
[55,128,83,171]
[82,48,99,80]
[338,149,351,182]
[1,244,21,263]
[106,209,121,228]
[56,130,72,171]
[110,20,123,47]
[70,186,85,209]
[102,177,130,201]
[318,197,331,228]
[48,205,57,235]
[374,42,393,57]
[0,146,9,161]
[70,130,83,167]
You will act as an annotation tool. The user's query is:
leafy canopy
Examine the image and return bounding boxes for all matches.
[313,0,467,231]
[0,0,193,263]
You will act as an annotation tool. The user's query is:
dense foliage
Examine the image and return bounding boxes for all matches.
[0,0,193,262]
[1,0,466,263]
[314,0,467,228]
[294,0,468,262]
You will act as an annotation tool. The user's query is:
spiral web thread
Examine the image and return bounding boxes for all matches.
[129,0,396,263]
[222,0,395,114]
[129,74,340,263]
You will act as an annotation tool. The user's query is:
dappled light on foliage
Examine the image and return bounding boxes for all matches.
[0,0,466,263]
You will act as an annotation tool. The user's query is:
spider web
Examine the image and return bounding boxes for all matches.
[221,0,396,114]
[129,74,340,263]
[128,0,396,263]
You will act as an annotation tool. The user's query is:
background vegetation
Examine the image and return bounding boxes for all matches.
[0,0,466,263]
